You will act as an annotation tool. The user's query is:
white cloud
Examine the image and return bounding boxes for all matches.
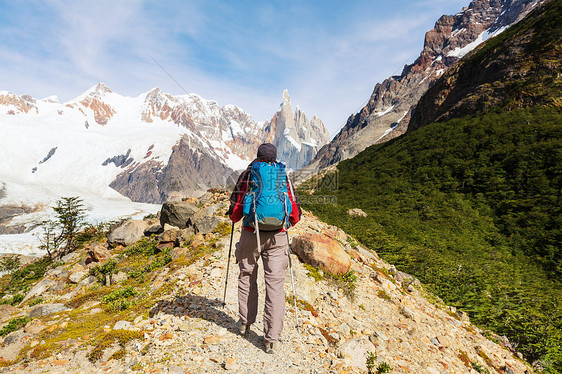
[0,0,471,134]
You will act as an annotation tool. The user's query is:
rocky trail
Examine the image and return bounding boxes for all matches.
[0,192,532,373]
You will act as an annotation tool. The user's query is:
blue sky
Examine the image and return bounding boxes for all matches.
[0,0,470,134]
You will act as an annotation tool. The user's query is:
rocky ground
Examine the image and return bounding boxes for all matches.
[0,192,533,373]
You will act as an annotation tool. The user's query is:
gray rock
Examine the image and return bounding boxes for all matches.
[69,271,86,284]
[430,337,440,346]
[111,271,128,284]
[61,251,79,263]
[192,210,220,235]
[108,220,149,246]
[160,201,199,229]
[347,208,368,217]
[337,337,377,370]
[336,323,351,337]
[114,320,133,330]
[3,330,25,346]
[292,266,319,305]
[144,218,162,235]
[21,278,57,304]
[28,303,71,318]
[46,267,69,279]
[169,365,185,374]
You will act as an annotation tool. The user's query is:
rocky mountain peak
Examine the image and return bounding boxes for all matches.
[306,0,544,173]
[267,90,330,169]
[92,82,112,95]
[0,91,38,115]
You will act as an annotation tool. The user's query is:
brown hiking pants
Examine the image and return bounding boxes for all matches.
[235,228,289,343]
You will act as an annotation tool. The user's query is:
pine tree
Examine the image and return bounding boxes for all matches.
[36,196,86,258]
[53,196,86,256]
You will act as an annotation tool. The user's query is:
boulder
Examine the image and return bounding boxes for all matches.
[160,201,199,229]
[113,320,133,330]
[108,220,149,246]
[69,271,86,284]
[0,330,25,361]
[86,242,111,263]
[291,233,352,275]
[111,271,128,284]
[28,303,71,318]
[3,330,25,346]
[157,226,194,246]
[0,305,22,323]
[45,266,69,280]
[192,209,220,235]
[21,278,57,304]
[292,262,320,305]
[144,218,162,235]
[337,337,377,371]
[24,319,47,334]
[347,208,368,217]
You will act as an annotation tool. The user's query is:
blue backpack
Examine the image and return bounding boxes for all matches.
[243,161,292,231]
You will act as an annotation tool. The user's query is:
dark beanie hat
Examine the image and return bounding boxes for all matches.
[257,143,277,161]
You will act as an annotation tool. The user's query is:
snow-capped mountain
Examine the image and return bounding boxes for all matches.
[0,84,328,253]
[265,90,331,170]
[308,0,544,171]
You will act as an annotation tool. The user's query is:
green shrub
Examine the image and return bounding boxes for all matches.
[28,298,43,307]
[0,316,31,337]
[102,286,139,311]
[0,255,21,274]
[4,257,52,294]
[90,257,117,284]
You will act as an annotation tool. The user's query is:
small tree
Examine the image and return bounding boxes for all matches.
[54,196,86,256]
[36,196,86,259]
[36,219,63,258]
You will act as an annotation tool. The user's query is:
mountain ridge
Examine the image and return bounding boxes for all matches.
[305,0,544,173]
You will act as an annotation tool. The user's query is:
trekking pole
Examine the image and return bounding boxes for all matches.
[286,230,300,333]
[222,221,235,307]
[285,178,300,332]
[253,194,262,256]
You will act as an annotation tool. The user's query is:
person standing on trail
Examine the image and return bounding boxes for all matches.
[227,143,301,354]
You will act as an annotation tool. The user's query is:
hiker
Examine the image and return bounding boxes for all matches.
[227,143,301,353]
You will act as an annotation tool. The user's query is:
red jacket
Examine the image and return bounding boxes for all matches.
[228,160,301,232]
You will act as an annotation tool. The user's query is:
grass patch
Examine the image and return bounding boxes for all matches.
[64,287,111,309]
[212,221,232,238]
[2,257,52,296]
[102,286,140,312]
[303,263,323,282]
[302,263,357,299]
[285,296,319,317]
[377,290,392,302]
[0,316,31,337]
[0,293,24,306]
[28,297,43,307]
[88,329,144,362]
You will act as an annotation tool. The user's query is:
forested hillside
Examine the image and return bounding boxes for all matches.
[301,0,561,371]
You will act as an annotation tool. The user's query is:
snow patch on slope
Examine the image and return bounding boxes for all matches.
[447,26,508,58]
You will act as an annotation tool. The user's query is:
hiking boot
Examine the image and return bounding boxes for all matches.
[236,320,250,336]
[264,341,274,354]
